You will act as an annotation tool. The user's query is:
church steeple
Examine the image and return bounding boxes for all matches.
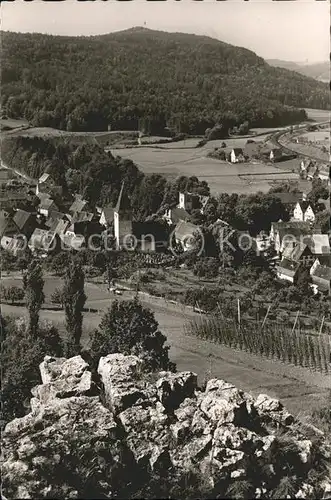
[114,182,132,249]
[114,182,131,216]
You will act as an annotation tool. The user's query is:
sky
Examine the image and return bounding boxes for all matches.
[1,0,329,63]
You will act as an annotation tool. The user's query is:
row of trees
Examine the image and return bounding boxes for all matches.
[187,315,331,374]
[1,136,209,216]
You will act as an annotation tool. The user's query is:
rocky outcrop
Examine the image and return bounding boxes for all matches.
[2,353,330,499]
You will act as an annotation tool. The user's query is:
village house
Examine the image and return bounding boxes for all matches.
[281,241,315,267]
[174,220,199,252]
[38,197,59,218]
[260,146,283,162]
[68,195,88,215]
[270,221,314,255]
[13,209,37,239]
[178,192,207,213]
[0,235,26,256]
[163,206,190,226]
[28,228,60,256]
[276,258,301,284]
[35,173,61,196]
[317,165,330,182]
[310,258,331,295]
[0,210,20,239]
[45,211,70,231]
[230,148,245,163]
[293,201,316,223]
[99,204,115,228]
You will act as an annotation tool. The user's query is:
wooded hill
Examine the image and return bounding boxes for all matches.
[1,28,329,134]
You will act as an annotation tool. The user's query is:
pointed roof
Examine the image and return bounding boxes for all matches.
[114,182,131,214]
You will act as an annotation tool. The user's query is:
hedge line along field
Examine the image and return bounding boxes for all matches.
[186,315,331,375]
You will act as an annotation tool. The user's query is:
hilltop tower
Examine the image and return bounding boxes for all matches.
[113,182,133,249]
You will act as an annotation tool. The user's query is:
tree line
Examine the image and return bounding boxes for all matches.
[2,29,329,135]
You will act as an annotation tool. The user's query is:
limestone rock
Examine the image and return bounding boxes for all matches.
[2,353,330,500]
[98,353,156,413]
[33,355,95,404]
[156,371,197,411]
[255,393,294,427]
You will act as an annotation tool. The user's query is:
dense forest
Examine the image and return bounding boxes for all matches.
[1,28,329,135]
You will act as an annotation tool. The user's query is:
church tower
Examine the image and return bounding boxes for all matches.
[113,182,133,249]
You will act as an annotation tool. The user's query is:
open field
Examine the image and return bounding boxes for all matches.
[0,117,29,130]
[304,108,330,122]
[110,140,299,194]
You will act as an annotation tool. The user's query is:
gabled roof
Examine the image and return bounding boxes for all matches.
[297,201,313,212]
[29,228,58,252]
[174,220,199,241]
[232,148,244,155]
[305,234,331,255]
[39,198,58,211]
[100,205,115,224]
[167,207,190,224]
[38,173,51,184]
[13,209,34,230]
[37,192,51,203]
[311,264,331,282]
[50,218,70,235]
[282,241,308,262]
[1,235,25,256]
[0,210,20,237]
[69,198,88,214]
[70,211,94,223]
[317,255,331,267]
[45,211,68,229]
[277,258,300,277]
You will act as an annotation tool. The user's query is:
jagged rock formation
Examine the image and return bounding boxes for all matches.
[2,353,331,499]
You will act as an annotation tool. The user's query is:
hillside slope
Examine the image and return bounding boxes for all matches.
[1,28,329,134]
[267,59,329,83]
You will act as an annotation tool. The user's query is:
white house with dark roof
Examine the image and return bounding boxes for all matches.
[293,201,316,223]
[38,198,59,218]
[163,207,190,226]
[99,205,115,227]
[310,258,331,295]
[276,258,301,284]
[230,148,244,163]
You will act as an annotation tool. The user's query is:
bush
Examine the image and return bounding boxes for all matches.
[1,316,64,426]
[193,257,219,279]
[89,298,175,372]
[50,288,64,308]
[1,285,24,304]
